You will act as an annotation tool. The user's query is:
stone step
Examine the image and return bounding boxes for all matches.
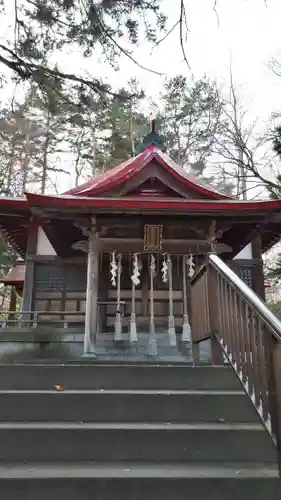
[0,390,259,423]
[0,422,276,463]
[0,364,240,391]
[0,462,280,499]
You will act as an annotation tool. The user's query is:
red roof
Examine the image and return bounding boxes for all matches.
[1,142,281,257]
[65,145,230,200]
[24,192,281,213]
[0,264,25,285]
[1,142,281,219]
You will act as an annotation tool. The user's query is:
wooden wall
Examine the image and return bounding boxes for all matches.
[33,262,86,326]
[32,255,190,332]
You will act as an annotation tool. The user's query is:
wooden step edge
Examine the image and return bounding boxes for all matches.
[0,462,278,479]
[0,389,245,395]
[0,422,265,431]
[0,362,231,368]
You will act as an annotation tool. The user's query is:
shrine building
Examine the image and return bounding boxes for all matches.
[1,122,281,358]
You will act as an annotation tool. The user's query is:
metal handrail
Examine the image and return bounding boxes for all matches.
[208,253,281,343]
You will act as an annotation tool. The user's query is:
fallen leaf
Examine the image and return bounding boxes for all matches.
[55,385,65,391]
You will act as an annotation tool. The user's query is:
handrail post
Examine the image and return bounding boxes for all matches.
[273,341,281,474]
[208,261,224,365]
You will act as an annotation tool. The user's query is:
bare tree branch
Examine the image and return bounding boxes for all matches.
[179,0,190,69]
[213,0,220,27]
[150,19,180,54]
[213,62,280,198]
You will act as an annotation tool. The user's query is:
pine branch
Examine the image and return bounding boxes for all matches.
[0,43,132,99]
[86,3,163,76]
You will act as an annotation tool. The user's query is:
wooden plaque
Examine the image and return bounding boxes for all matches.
[144,225,163,251]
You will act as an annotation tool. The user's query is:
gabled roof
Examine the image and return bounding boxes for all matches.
[66,145,230,200]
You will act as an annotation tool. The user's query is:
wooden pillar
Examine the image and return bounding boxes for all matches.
[141,261,149,331]
[129,254,138,343]
[7,286,18,324]
[182,255,192,342]
[98,263,108,333]
[147,254,157,356]
[208,267,224,365]
[83,217,99,357]
[167,254,177,346]
[21,217,38,323]
[114,253,123,342]
[251,236,265,301]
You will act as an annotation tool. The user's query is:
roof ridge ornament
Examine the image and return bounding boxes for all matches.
[137,119,166,154]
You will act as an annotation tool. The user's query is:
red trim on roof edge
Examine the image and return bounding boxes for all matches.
[0,278,24,285]
[65,145,230,200]
[0,198,28,208]
[25,192,281,212]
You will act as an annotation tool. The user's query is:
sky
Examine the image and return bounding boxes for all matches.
[2,0,279,117]
[55,0,281,121]
[2,0,281,194]
[42,0,280,193]
[128,0,281,120]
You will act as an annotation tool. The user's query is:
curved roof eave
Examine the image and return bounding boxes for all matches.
[24,192,281,212]
[64,145,230,200]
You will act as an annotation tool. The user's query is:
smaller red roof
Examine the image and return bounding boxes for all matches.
[0,264,25,285]
[65,145,230,200]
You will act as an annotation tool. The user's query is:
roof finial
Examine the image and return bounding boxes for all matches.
[151,119,157,134]
[137,119,166,154]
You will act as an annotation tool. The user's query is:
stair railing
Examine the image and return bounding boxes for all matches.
[191,252,281,471]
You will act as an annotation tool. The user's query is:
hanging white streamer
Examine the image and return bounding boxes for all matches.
[161,255,168,283]
[187,253,196,278]
[110,251,118,287]
[150,254,156,277]
[131,253,141,286]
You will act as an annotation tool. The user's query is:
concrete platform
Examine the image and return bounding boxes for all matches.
[0,332,212,364]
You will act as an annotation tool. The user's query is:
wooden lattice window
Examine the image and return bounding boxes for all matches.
[144,225,163,251]
[238,267,253,289]
[34,264,87,293]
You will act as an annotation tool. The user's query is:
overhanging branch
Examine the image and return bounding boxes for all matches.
[0,43,135,98]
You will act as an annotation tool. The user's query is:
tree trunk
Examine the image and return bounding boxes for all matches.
[22,123,31,192]
[41,110,51,194]
[129,101,135,156]
[74,128,84,186]
[111,99,118,157]
[92,128,97,177]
